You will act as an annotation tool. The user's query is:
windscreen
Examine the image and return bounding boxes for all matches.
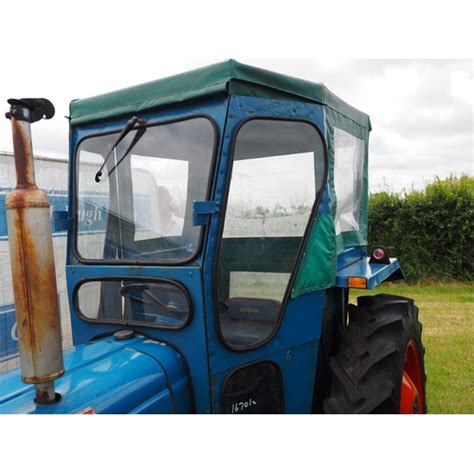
[75,117,215,263]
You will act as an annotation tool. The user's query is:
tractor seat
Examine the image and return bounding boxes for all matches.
[219,297,281,346]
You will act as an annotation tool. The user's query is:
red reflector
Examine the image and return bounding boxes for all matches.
[372,247,386,260]
[79,407,96,414]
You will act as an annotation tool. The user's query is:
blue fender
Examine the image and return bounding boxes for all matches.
[336,256,404,289]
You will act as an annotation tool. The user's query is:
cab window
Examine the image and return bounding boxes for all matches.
[217,119,326,349]
[75,117,215,263]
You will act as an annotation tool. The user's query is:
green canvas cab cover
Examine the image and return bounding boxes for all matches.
[69,60,371,131]
[70,60,372,295]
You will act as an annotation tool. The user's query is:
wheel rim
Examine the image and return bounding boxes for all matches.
[400,339,424,414]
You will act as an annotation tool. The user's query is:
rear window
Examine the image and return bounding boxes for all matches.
[333,127,365,235]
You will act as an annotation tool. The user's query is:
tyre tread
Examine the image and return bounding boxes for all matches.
[323,293,427,414]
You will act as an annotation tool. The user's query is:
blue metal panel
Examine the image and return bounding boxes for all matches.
[336,246,366,271]
[0,192,8,238]
[67,264,210,413]
[336,257,402,289]
[52,210,71,232]
[0,336,191,414]
[0,304,18,362]
[211,341,319,414]
[202,95,327,413]
[317,183,331,215]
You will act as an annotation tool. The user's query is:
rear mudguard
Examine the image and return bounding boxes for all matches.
[336,257,404,289]
[0,334,192,414]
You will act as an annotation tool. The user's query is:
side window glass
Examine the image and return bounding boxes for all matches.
[76,279,190,329]
[217,119,325,349]
[333,128,365,235]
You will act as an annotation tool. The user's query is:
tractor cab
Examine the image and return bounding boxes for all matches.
[1,61,419,414]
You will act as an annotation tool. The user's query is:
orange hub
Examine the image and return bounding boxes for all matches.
[400,340,424,414]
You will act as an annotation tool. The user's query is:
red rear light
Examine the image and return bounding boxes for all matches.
[369,246,390,264]
[372,247,386,260]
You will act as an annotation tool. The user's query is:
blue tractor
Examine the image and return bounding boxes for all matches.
[0,61,426,413]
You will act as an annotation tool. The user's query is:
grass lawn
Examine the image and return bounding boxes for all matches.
[351,282,473,414]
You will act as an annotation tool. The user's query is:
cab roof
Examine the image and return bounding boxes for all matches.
[69,59,371,130]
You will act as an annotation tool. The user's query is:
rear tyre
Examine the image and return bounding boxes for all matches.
[323,294,427,414]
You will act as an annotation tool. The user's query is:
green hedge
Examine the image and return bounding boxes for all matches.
[368,175,474,282]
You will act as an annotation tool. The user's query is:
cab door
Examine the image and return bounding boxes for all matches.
[67,98,230,414]
[203,95,329,413]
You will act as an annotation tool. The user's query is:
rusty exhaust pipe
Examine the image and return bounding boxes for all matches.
[5,98,64,404]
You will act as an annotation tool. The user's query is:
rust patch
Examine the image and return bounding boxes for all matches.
[5,188,49,209]
[7,200,63,380]
[34,388,51,404]
[11,118,36,189]
[15,220,57,343]
[33,382,60,404]
[23,369,65,385]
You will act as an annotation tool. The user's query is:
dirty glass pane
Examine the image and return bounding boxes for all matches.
[217,119,325,349]
[76,279,190,328]
[76,117,214,262]
[333,127,365,235]
[223,152,315,238]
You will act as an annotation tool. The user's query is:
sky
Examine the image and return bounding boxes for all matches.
[2,58,471,193]
[0,4,472,193]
